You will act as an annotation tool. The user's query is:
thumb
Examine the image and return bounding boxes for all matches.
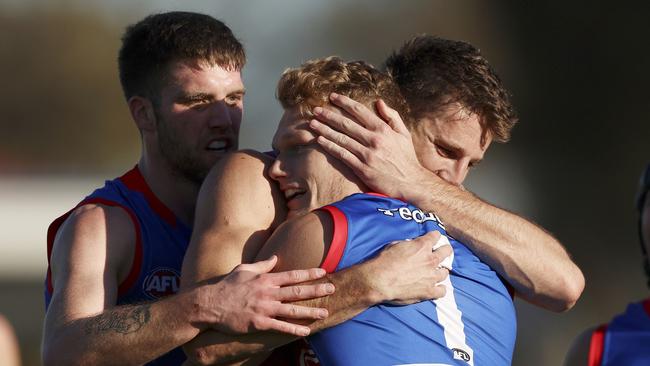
[239,255,278,274]
[377,99,409,135]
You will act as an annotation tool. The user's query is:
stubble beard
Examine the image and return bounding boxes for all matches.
[154,111,210,186]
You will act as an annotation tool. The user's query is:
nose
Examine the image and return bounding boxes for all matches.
[207,101,234,129]
[268,158,287,182]
[436,160,469,186]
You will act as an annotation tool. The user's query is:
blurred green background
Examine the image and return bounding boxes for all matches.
[1,1,649,365]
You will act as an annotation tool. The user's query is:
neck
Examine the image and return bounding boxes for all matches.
[137,155,201,227]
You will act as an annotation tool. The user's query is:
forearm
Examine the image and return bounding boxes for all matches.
[43,291,201,365]
[185,263,380,365]
[293,267,379,333]
[184,330,291,366]
[405,172,584,311]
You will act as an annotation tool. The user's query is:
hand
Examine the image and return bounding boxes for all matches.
[360,231,452,305]
[197,256,335,336]
[309,93,433,200]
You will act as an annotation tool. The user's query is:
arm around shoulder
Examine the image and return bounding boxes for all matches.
[404,171,585,312]
[43,203,203,365]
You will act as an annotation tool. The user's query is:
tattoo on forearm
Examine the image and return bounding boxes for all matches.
[84,304,151,335]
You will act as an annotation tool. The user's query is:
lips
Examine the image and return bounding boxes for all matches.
[280,185,307,211]
[206,139,230,152]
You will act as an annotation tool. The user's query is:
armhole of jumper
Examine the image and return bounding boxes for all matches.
[318,205,348,274]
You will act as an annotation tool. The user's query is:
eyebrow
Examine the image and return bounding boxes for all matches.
[176,88,246,104]
[437,139,483,165]
[176,92,215,103]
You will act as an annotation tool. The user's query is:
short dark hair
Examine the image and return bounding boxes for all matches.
[118,11,245,100]
[385,35,517,143]
[277,56,409,121]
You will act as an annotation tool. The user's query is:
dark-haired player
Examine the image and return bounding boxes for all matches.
[264,56,515,365]
[42,13,449,366]
[564,164,650,366]
[182,37,584,365]
[310,36,585,311]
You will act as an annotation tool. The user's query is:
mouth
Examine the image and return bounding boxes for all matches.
[206,139,230,153]
[284,188,306,202]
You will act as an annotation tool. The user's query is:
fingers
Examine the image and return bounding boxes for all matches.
[312,106,373,146]
[266,268,327,286]
[271,302,329,320]
[314,135,366,172]
[376,99,410,136]
[275,282,335,301]
[309,118,368,156]
[328,93,386,130]
[252,317,311,337]
[417,230,442,246]
[433,267,450,284]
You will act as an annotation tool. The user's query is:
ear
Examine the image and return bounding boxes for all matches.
[128,96,156,133]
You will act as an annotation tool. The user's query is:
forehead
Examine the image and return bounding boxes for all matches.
[272,107,317,148]
[420,103,491,156]
[162,59,243,93]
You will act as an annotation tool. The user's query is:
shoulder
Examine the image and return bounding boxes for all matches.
[50,203,136,284]
[278,210,333,240]
[563,326,600,366]
[258,211,334,271]
[62,203,135,243]
[211,149,274,178]
[200,150,278,202]
[197,149,285,228]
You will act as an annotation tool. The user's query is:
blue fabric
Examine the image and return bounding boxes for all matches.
[308,193,516,366]
[602,299,650,365]
[45,167,191,365]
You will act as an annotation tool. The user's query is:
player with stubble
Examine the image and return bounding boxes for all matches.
[42,13,450,366]
[181,36,585,365]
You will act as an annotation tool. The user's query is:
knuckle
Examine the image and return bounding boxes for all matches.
[289,305,298,316]
[289,270,302,282]
[362,150,374,164]
[250,317,262,330]
[335,133,349,145]
[368,136,382,148]
[292,285,302,297]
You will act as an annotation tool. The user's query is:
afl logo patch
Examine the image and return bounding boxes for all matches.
[452,348,471,362]
[143,267,180,299]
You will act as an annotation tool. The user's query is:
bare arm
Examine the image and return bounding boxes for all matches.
[258,215,450,331]
[42,204,203,365]
[309,93,584,311]
[181,151,450,365]
[182,150,288,284]
[44,203,332,366]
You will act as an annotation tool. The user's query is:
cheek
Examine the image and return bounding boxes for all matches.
[412,139,441,172]
[230,108,243,129]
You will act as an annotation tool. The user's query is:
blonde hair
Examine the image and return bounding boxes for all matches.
[277,56,409,120]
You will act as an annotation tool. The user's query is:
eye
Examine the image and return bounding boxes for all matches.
[435,144,453,158]
[225,94,243,106]
[190,100,210,110]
